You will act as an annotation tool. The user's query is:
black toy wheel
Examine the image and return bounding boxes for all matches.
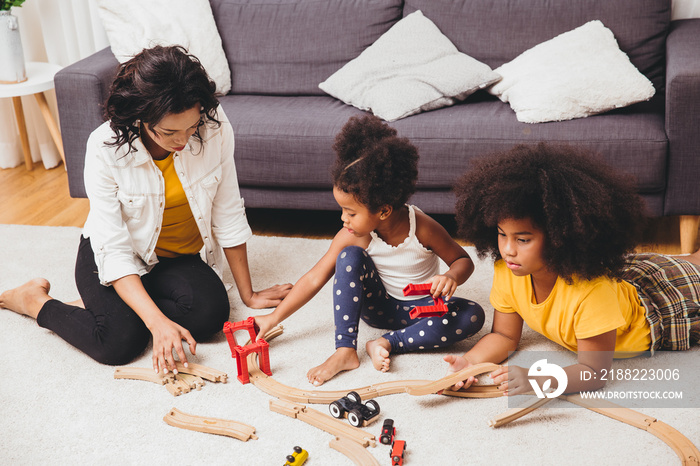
[348,408,363,427]
[293,446,302,453]
[365,399,380,413]
[286,454,295,462]
[346,391,361,403]
[329,401,344,418]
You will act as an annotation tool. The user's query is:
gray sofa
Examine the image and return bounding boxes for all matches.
[55,0,700,251]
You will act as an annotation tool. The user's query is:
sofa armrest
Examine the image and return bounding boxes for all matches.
[664,18,700,216]
[54,47,119,198]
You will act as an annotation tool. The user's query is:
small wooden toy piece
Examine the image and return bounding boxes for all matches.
[173,361,228,383]
[114,367,175,385]
[223,317,260,356]
[330,436,381,466]
[284,446,309,465]
[176,373,205,391]
[329,391,381,427]
[380,418,395,445]
[233,338,271,384]
[115,362,227,397]
[402,283,448,319]
[163,408,257,442]
[270,399,377,448]
[391,439,407,465]
[488,396,553,428]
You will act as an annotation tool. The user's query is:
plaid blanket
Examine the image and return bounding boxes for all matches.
[622,253,700,352]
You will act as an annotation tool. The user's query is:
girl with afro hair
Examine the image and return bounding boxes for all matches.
[254,115,485,386]
[445,143,700,395]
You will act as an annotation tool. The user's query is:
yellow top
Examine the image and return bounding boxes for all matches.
[490,260,651,355]
[153,154,203,258]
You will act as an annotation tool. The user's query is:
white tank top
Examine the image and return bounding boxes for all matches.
[366,205,440,300]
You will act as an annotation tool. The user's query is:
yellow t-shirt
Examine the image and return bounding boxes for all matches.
[489,260,651,354]
[152,154,204,258]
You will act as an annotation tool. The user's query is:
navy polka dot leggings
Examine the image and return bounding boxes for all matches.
[333,246,485,354]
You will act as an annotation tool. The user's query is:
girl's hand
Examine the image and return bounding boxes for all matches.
[253,313,278,341]
[490,365,532,396]
[442,354,477,391]
[244,283,293,309]
[430,273,458,300]
[149,316,197,374]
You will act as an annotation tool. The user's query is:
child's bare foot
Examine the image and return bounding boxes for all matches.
[366,337,391,372]
[0,278,52,319]
[307,347,360,386]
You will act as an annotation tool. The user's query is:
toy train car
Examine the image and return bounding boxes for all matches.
[284,446,308,465]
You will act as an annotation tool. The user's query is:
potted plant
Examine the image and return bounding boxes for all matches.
[1,0,28,83]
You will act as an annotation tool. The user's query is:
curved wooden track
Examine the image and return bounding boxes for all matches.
[564,394,700,465]
[250,326,699,465]
[163,408,257,442]
[330,436,381,466]
[114,367,174,385]
[270,399,376,447]
[246,327,501,403]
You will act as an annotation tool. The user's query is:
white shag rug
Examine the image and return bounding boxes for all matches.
[1,224,698,465]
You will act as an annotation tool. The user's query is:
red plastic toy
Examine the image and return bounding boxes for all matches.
[391,439,406,465]
[402,283,448,319]
[223,317,259,356]
[223,318,272,384]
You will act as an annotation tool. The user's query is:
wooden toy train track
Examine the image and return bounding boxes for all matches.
[245,326,502,404]
[488,393,700,465]
[251,326,699,465]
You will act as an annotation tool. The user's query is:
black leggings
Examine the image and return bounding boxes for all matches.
[36,236,230,365]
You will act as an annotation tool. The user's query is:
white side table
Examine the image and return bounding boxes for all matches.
[0,62,65,170]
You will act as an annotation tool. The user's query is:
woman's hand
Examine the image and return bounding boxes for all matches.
[149,316,197,374]
[430,273,458,300]
[442,354,478,391]
[244,283,293,309]
[490,365,533,396]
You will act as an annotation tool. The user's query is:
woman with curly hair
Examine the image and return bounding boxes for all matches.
[254,114,484,386]
[0,45,290,373]
[444,143,700,395]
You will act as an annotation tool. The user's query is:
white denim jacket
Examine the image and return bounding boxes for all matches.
[82,106,252,286]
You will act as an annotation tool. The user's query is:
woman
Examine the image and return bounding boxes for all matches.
[0,45,291,373]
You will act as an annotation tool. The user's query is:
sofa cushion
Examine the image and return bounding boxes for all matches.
[220,95,667,196]
[487,20,655,123]
[96,0,231,94]
[403,0,671,91]
[319,10,500,121]
[209,0,402,95]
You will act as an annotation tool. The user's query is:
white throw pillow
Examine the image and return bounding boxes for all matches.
[487,20,655,124]
[96,0,231,95]
[319,10,501,122]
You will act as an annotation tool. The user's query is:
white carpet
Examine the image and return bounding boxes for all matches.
[1,224,698,465]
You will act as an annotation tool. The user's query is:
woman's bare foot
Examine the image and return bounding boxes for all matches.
[307,347,360,386]
[366,337,391,372]
[0,278,52,319]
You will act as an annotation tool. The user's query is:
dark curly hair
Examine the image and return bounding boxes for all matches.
[454,143,648,282]
[331,115,418,212]
[103,45,220,153]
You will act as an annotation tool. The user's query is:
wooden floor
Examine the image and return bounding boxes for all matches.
[1,163,694,255]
